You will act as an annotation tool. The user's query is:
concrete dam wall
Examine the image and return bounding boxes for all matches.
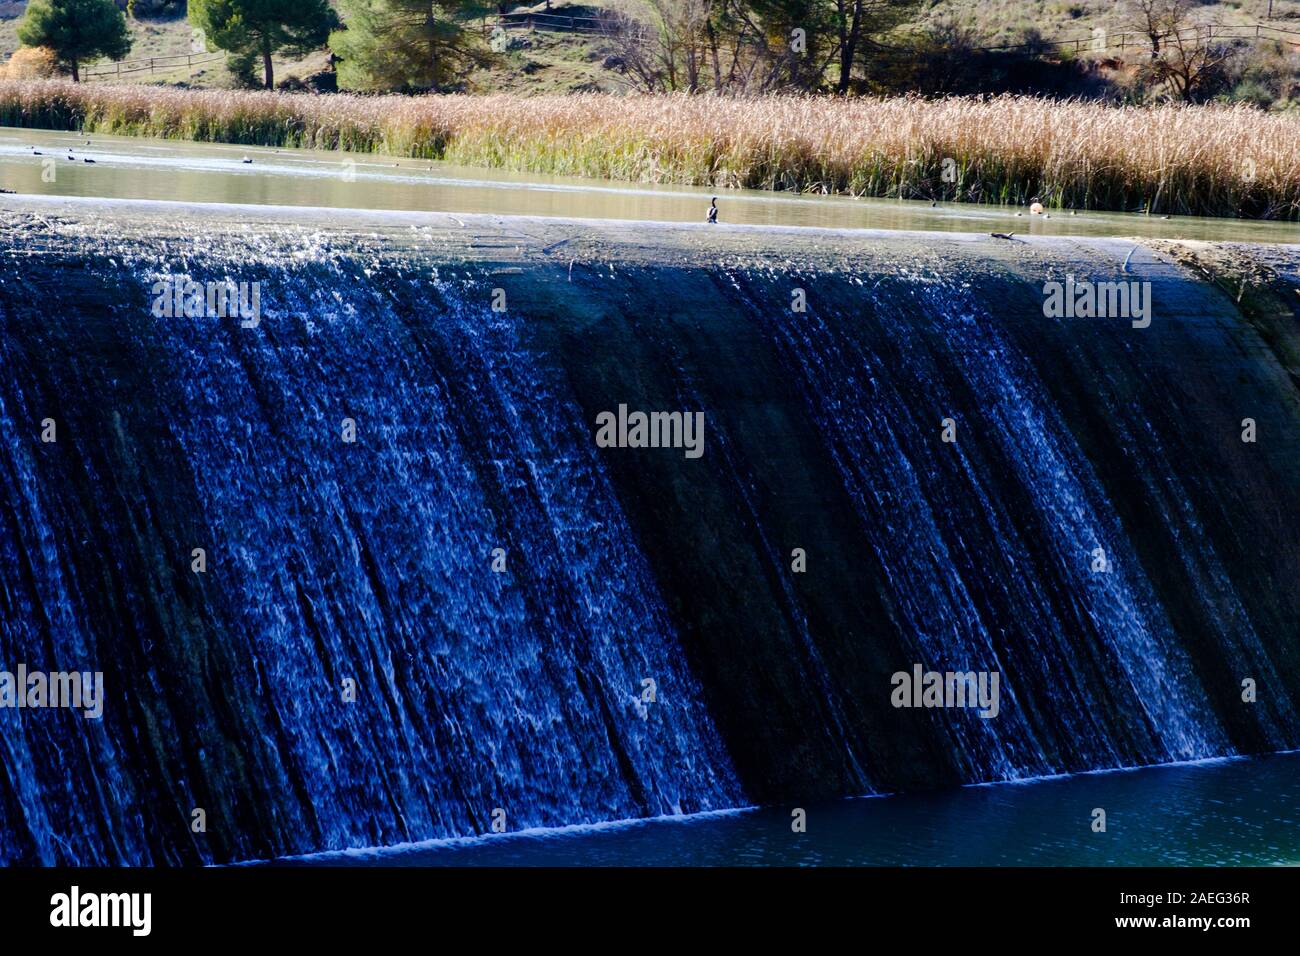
[1,197,1298,864]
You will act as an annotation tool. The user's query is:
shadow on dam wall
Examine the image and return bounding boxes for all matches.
[1,199,1298,864]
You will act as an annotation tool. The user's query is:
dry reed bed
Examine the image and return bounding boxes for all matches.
[2,79,1299,219]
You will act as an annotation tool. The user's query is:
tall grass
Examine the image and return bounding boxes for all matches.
[2,79,1299,219]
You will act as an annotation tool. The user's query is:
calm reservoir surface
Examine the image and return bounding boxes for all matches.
[4,126,1299,243]
[272,754,1300,866]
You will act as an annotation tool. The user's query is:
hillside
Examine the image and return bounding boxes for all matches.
[927,0,1298,44]
[0,2,629,90]
[0,7,330,86]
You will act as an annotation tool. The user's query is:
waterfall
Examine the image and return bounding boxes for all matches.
[0,227,742,864]
[2,208,1297,864]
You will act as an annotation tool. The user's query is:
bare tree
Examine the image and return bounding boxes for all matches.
[602,0,917,94]
[604,0,774,92]
[1156,25,1242,101]
[1128,0,1168,61]
[603,5,668,91]
[605,0,714,91]
[1125,0,1241,101]
[831,0,919,94]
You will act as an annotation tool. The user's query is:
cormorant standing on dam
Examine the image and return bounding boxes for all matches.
[707,198,718,224]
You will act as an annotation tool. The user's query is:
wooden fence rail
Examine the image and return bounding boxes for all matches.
[977,22,1300,55]
[80,51,227,80]
[487,11,610,36]
[483,13,1300,54]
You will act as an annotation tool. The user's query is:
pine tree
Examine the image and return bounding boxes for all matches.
[189,0,338,90]
[329,0,488,92]
[16,0,132,82]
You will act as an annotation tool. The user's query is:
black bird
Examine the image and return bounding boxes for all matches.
[706,197,718,224]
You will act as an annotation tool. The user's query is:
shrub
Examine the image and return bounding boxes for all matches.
[2,46,63,80]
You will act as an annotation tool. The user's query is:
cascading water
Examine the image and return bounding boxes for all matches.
[0,223,742,865]
[1,204,1298,865]
[738,270,1231,780]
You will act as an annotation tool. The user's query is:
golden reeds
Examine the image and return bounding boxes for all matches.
[2,79,1298,219]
